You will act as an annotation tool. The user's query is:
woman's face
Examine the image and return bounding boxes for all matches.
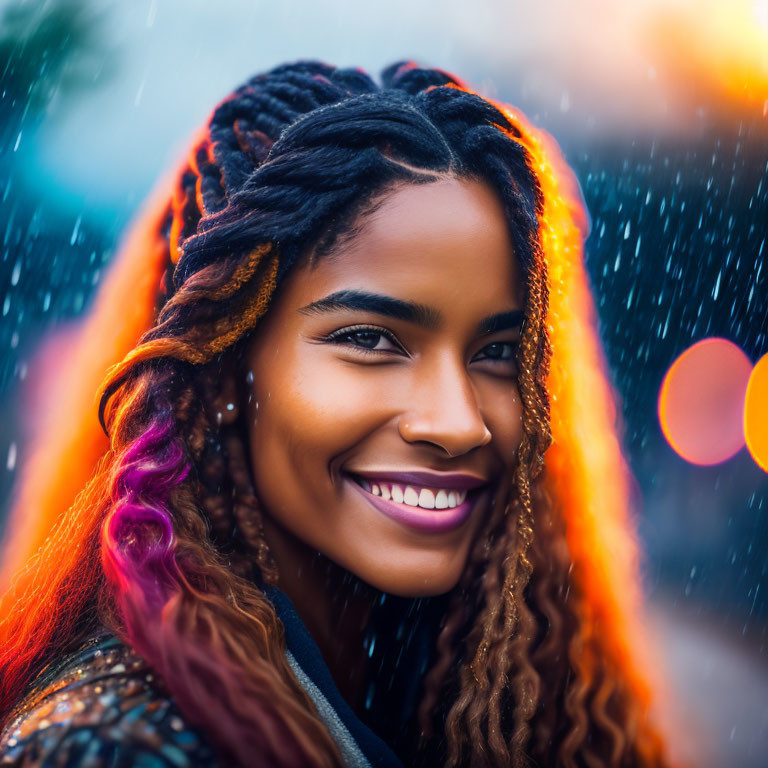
[242,176,526,597]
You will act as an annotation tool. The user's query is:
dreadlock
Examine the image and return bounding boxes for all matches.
[0,60,669,768]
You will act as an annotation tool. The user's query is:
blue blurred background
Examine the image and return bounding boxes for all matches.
[0,0,766,765]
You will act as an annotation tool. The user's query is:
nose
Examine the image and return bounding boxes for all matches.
[398,354,492,458]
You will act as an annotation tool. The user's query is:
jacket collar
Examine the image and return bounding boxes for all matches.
[263,585,405,768]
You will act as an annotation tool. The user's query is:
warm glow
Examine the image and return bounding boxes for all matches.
[649,0,768,114]
[658,338,752,466]
[745,352,768,473]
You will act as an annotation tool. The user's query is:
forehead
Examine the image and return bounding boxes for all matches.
[282,177,524,315]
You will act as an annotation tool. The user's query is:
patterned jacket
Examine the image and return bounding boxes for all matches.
[0,587,409,768]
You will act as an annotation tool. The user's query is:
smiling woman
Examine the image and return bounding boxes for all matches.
[243,179,524,602]
[0,62,671,768]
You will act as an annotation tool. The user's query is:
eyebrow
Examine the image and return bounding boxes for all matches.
[298,290,525,336]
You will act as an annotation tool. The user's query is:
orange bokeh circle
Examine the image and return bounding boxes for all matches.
[658,338,753,465]
[744,353,768,472]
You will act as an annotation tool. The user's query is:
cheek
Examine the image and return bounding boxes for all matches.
[482,381,525,461]
[245,349,394,483]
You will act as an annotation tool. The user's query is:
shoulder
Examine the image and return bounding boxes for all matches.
[0,633,220,767]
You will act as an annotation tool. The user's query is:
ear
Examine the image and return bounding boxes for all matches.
[204,354,241,427]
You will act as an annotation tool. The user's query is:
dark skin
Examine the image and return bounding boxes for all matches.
[219,177,526,710]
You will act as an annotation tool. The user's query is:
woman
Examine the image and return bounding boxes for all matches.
[0,61,671,767]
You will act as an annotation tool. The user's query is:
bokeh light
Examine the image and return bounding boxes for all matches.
[744,352,768,472]
[658,338,753,466]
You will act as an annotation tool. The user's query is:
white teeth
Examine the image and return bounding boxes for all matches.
[403,486,420,506]
[418,489,435,509]
[354,476,471,510]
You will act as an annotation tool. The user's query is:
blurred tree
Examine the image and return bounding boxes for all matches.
[0,0,109,148]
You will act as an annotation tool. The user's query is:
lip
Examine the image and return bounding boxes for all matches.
[345,469,489,491]
[344,473,484,533]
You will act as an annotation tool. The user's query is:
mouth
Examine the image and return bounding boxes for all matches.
[343,472,488,533]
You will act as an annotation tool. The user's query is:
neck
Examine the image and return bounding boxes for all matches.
[261,516,377,710]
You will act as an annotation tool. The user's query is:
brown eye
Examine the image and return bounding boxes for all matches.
[474,341,517,362]
[345,330,389,349]
[324,325,404,354]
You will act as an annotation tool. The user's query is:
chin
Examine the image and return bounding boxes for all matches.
[347,556,466,598]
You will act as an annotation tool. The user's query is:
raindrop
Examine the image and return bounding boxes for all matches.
[6,443,16,471]
[70,216,81,246]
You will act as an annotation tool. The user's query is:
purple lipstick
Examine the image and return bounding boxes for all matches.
[344,471,487,533]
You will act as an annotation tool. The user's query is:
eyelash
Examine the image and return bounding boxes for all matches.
[322,324,518,366]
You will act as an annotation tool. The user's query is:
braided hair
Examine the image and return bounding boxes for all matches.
[0,61,669,768]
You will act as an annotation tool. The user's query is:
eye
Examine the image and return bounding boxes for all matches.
[472,341,518,368]
[323,325,404,355]
[474,341,515,360]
